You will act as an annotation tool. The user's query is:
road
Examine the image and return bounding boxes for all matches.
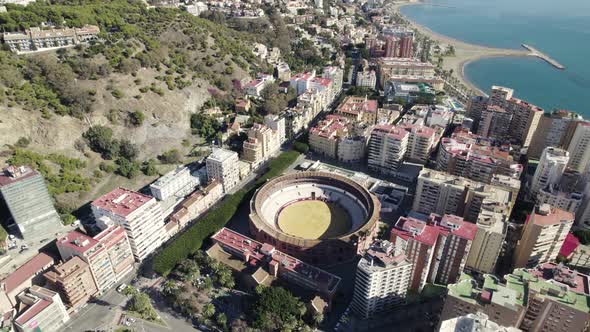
[62,274,197,332]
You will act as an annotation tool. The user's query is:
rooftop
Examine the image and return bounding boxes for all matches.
[92,187,153,217]
[57,230,100,257]
[208,148,238,163]
[211,227,341,293]
[392,214,477,245]
[528,262,590,296]
[150,166,190,189]
[310,115,349,139]
[399,123,436,139]
[529,204,574,226]
[372,124,409,141]
[44,256,88,280]
[14,298,52,326]
[1,253,54,294]
[337,96,378,115]
[0,165,38,187]
[506,268,590,312]
[360,240,410,271]
[559,233,579,257]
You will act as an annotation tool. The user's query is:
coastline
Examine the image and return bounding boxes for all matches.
[389,1,532,96]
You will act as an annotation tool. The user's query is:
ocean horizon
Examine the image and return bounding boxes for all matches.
[401,0,590,116]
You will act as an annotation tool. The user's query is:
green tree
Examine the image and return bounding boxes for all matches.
[128,110,145,127]
[128,292,158,321]
[190,113,221,141]
[312,312,324,326]
[159,149,183,164]
[118,139,138,160]
[293,142,309,154]
[83,125,116,159]
[251,287,305,330]
[116,158,140,178]
[142,159,158,176]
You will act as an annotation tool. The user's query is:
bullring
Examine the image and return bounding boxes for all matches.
[249,171,380,265]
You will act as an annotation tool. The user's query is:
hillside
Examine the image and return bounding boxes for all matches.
[0,0,263,214]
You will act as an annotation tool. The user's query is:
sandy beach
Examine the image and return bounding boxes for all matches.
[389,1,533,96]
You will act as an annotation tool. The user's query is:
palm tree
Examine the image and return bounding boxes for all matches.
[312,312,324,326]
[202,303,215,319]
[162,280,176,296]
[216,313,227,328]
[297,302,307,319]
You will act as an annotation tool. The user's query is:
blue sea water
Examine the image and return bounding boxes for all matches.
[400,0,590,115]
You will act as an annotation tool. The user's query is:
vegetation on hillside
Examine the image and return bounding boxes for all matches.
[7,149,90,195]
[0,0,260,117]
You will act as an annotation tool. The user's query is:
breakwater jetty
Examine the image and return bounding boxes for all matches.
[522,44,565,69]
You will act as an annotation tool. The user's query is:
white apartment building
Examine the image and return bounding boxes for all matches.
[91,188,164,262]
[206,148,240,193]
[337,136,366,163]
[351,240,412,319]
[513,204,574,268]
[56,225,134,294]
[567,122,590,173]
[149,166,200,201]
[355,70,377,89]
[531,147,569,195]
[413,169,514,223]
[322,66,343,94]
[367,124,409,175]
[536,187,583,213]
[400,124,436,164]
[264,114,286,145]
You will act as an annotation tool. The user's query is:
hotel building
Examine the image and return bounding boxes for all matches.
[412,169,514,223]
[2,25,99,53]
[566,122,590,173]
[351,240,412,318]
[367,124,409,175]
[528,110,583,159]
[530,147,569,195]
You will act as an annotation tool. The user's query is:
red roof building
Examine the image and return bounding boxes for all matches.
[0,253,54,311]
[56,225,134,294]
[336,96,378,124]
[390,214,476,290]
[210,227,341,299]
[91,188,164,261]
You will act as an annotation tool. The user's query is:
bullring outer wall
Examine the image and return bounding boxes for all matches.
[249,171,380,265]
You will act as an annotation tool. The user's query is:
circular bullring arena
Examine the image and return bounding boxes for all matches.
[249,172,380,265]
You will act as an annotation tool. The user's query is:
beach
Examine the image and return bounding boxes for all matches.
[389,1,533,96]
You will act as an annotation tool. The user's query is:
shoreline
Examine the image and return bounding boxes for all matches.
[389,1,533,96]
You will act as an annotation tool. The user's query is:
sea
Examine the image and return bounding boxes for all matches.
[400,0,590,116]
